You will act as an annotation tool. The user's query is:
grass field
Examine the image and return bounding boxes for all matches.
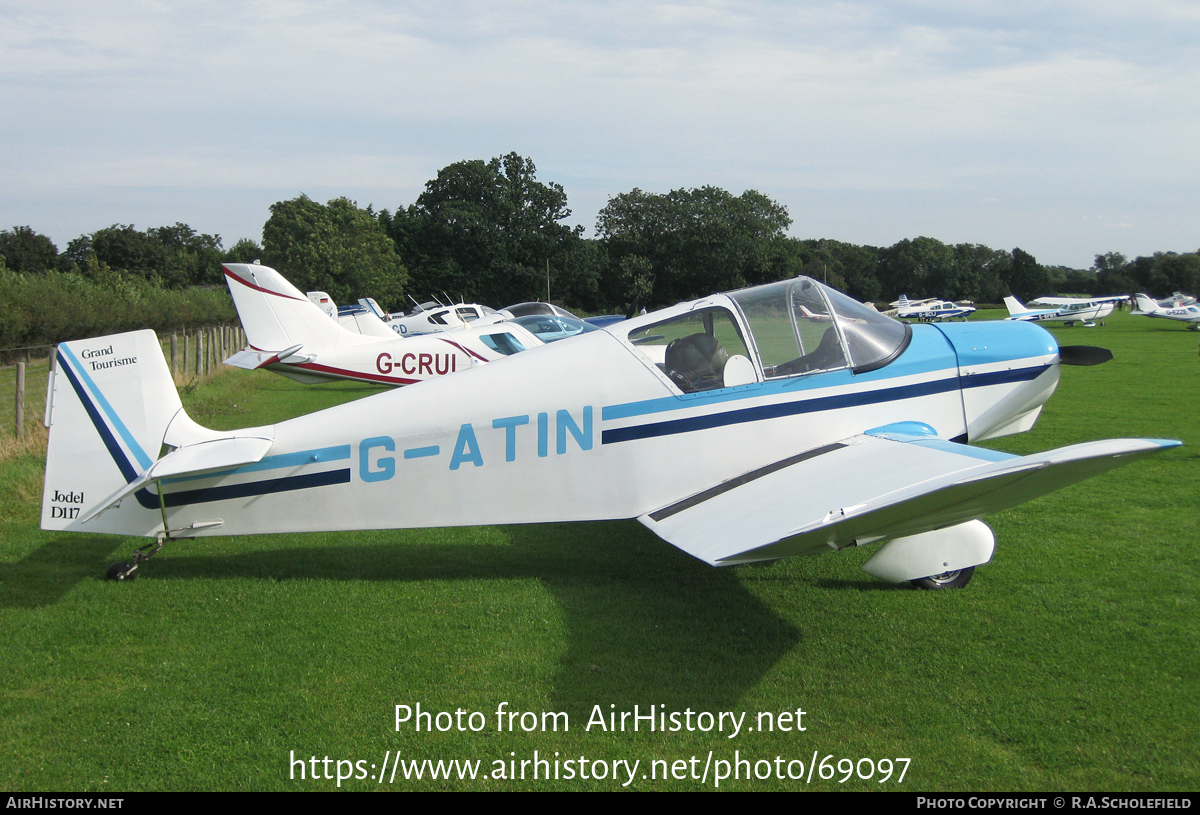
[0,310,1196,791]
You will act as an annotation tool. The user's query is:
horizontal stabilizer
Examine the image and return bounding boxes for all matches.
[640,433,1179,565]
[223,344,309,370]
[81,435,274,523]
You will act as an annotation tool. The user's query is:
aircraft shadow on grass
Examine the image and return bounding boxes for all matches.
[0,535,129,608]
[12,521,809,716]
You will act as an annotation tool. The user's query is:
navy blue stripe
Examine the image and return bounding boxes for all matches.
[58,352,140,484]
[961,367,1051,387]
[57,356,162,509]
[602,365,1049,445]
[159,469,352,507]
[60,350,352,511]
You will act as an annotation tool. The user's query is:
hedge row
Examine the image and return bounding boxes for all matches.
[0,265,236,359]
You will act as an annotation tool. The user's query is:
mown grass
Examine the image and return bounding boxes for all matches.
[0,311,1196,791]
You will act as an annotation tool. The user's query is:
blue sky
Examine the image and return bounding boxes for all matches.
[2,0,1198,269]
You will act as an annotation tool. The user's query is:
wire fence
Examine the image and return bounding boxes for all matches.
[0,325,244,452]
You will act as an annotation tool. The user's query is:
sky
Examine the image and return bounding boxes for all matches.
[2,0,1198,269]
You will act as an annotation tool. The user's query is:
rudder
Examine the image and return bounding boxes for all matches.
[223,263,370,354]
[42,330,181,536]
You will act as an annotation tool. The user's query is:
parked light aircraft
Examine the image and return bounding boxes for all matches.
[891,295,976,322]
[222,263,542,385]
[1157,292,1196,308]
[500,302,625,329]
[1003,295,1115,327]
[389,301,508,336]
[1131,293,1200,329]
[511,314,601,343]
[304,292,396,339]
[1029,295,1127,308]
[41,276,1178,589]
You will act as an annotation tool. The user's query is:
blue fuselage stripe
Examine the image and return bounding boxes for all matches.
[160,445,352,484]
[602,365,1050,445]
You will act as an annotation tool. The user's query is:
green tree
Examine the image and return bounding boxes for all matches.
[596,186,793,307]
[387,153,580,307]
[1092,252,1136,295]
[953,244,1012,303]
[0,226,58,273]
[1158,252,1200,295]
[223,237,264,265]
[554,238,608,312]
[149,223,224,286]
[91,224,169,280]
[262,195,407,308]
[792,239,881,303]
[1006,248,1050,302]
[876,237,958,300]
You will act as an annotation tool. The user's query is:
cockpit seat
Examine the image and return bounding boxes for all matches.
[774,326,846,376]
[664,333,730,393]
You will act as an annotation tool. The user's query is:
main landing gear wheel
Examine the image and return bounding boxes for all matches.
[910,566,975,590]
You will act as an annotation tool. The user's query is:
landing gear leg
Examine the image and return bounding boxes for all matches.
[105,536,165,581]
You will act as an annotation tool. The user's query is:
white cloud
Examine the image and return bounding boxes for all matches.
[1,0,1199,265]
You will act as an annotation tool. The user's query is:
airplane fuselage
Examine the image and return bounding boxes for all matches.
[54,312,1059,543]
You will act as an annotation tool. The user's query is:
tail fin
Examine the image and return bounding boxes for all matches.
[1132,293,1159,315]
[1003,295,1026,316]
[223,263,378,355]
[42,330,275,537]
[42,331,182,536]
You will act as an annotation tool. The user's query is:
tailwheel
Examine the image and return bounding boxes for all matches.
[910,566,975,590]
[104,536,165,581]
[106,562,136,581]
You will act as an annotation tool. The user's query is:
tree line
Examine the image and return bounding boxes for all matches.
[4,152,1199,346]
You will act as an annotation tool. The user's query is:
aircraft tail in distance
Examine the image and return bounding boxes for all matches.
[222,263,382,355]
[1132,293,1159,315]
[1003,296,1026,316]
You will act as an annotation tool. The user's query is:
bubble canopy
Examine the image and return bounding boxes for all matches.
[728,277,911,376]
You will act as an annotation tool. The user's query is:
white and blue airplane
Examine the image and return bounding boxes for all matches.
[1029,294,1128,308]
[1131,293,1200,329]
[41,276,1178,589]
[1003,295,1116,327]
[222,263,543,386]
[891,295,976,322]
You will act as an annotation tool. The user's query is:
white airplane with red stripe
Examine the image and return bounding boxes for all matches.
[222,263,542,386]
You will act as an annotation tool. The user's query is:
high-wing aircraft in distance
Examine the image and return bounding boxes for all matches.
[890,295,976,322]
[221,263,542,385]
[42,277,1178,589]
[1155,292,1196,308]
[1003,295,1116,327]
[1131,293,1200,329]
[1029,295,1128,308]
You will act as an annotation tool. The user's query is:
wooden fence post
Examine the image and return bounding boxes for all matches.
[171,333,178,375]
[15,360,25,438]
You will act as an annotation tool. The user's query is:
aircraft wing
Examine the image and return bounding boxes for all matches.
[639,427,1178,565]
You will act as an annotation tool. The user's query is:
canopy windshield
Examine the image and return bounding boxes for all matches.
[729,278,910,377]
